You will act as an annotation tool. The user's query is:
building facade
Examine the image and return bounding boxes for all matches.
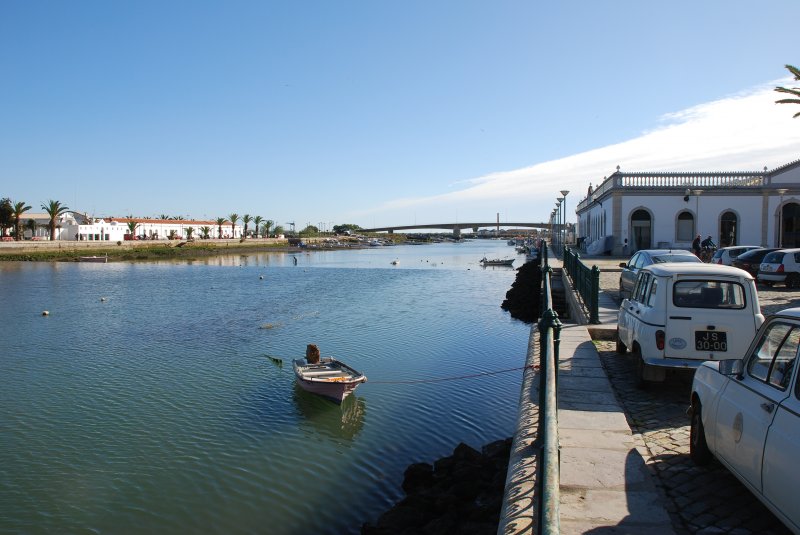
[575,158,800,256]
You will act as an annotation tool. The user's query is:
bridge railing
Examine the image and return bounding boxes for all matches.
[562,245,600,324]
[537,240,561,534]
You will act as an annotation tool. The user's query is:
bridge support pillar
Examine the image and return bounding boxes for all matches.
[453,227,461,239]
[388,229,394,234]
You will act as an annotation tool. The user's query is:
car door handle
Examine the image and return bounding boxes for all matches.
[761,402,775,414]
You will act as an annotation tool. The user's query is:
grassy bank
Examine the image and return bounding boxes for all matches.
[0,240,299,262]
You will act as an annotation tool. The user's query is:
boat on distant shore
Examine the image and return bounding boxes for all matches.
[292,357,367,403]
[479,257,514,267]
[78,255,108,263]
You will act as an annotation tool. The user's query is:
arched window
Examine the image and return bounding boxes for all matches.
[720,211,737,247]
[676,211,694,242]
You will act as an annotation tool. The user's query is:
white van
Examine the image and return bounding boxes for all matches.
[617,263,764,387]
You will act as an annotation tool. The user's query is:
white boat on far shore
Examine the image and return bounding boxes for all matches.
[78,255,108,263]
[293,357,367,403]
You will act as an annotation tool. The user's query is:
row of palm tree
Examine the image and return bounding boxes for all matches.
[213,214,274,239]
[0,198,70,241]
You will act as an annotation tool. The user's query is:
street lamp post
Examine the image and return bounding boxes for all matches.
[777,188,788,247]
[560,190,570,247]
[556,197,564,253]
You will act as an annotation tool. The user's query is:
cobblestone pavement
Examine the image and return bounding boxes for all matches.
[581,260,797,533]
[594,340,790,534]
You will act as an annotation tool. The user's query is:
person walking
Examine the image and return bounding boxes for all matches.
[692,234,702,256]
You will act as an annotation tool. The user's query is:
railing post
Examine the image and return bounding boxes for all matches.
[590,265,600,324]
[551,310,562,389]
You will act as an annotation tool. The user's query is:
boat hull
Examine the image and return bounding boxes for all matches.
[292,357,367,404]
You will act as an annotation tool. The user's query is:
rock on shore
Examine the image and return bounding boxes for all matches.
[361,439,511,535]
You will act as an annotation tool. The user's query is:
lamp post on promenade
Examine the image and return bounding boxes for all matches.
[560,190,570,248]
[777,188,788,247]
[556,197,564,253]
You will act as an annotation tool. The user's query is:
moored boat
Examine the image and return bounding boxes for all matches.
[479,257,514,267]
[293,357,367,403]
[78,255,108,263]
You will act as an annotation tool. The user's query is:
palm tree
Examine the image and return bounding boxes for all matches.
[41,200,69,241]
[253,216,263,238]
[25,218,36,238]
[215,217,226,239]
[159,214,170,220]
[12,201,31,241]
[264,219,274,238]
[125,215,139,239]
[775,64,800,118]
[199,226,211,239]
[185,226,195,239]
[242,214,252,239]
[229,213,239,239]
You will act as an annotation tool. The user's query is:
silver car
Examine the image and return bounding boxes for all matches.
[618,249,701,299]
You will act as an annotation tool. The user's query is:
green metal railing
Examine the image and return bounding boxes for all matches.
[562,245,600,324]
[537,240,561,534]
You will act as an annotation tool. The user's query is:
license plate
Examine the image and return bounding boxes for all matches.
[695,331,727,351]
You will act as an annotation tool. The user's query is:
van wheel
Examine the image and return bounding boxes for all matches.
[633,346,649,390]
[787,274,799,289]
[615,331,627,354]
[690,401,712,465]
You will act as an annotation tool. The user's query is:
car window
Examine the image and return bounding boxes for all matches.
[672,280,745,309]
[646,278,659,306]
[712,250,724,259]
[633,272,650,303]
[747,322,799,390]
[652,254,701,264]
[763,252,784,264]
[626,253,639,268]
[633,254,646,269]
[794,252,800,264]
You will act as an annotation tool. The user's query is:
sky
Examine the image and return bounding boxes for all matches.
[2,1,800,231]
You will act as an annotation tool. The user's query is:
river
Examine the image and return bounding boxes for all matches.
[0,239,530,534]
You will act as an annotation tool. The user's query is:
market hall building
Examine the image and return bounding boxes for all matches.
[575,158,800,256]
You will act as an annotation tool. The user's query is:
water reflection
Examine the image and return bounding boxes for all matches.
[293,384,366,443]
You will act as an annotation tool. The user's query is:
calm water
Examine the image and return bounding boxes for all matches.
[0,240,530,534]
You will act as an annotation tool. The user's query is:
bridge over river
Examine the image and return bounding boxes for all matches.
[361,222,554,238]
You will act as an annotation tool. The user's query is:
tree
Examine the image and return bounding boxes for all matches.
[12,201,32,241]
[0,198,13,237]
[264,219,274,237]
[125,215,139,239]
[273,225,284,237]
[199,226,211,239]
[775,64,800,118]
[41,200,69,241]
[242,214,252,239]
[229,213,239,238]
[215,217,226,239]
[159,214,170,220]
[300,225,319,235]
[25,218,36,238]
[333,223,362,235]
[185,226,195,239]
[253,215,263,238]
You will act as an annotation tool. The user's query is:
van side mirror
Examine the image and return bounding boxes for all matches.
[619,262,627,268]
[718,359,744,378]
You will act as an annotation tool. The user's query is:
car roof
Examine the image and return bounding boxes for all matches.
[770,248,800,253]
[718,245,761,251]
[643,263,754,279]
[773,307,800,319]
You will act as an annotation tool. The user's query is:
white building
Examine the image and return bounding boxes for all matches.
[575,158,800,256]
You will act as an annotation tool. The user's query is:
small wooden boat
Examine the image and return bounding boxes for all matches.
[78,255,108,263]
[479,257,514,266]
[292,357,367,403]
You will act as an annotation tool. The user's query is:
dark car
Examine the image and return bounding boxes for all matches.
[730,247,780,277]
[618,249,701,299]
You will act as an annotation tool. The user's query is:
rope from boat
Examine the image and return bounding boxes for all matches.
[368,364,537,384]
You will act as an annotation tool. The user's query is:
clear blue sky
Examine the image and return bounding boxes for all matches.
[2,1,799,229]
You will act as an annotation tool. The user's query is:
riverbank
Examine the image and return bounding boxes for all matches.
[0,238,346,262]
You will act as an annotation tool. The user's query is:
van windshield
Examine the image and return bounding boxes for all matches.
[673,280,746,309]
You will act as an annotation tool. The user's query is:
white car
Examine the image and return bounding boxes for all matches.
[710,245,762,266]
[689,308,800,533]
[759,248,800,288]
[617,263,764,387]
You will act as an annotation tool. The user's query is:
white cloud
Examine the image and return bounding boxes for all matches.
[355,80,800,227]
